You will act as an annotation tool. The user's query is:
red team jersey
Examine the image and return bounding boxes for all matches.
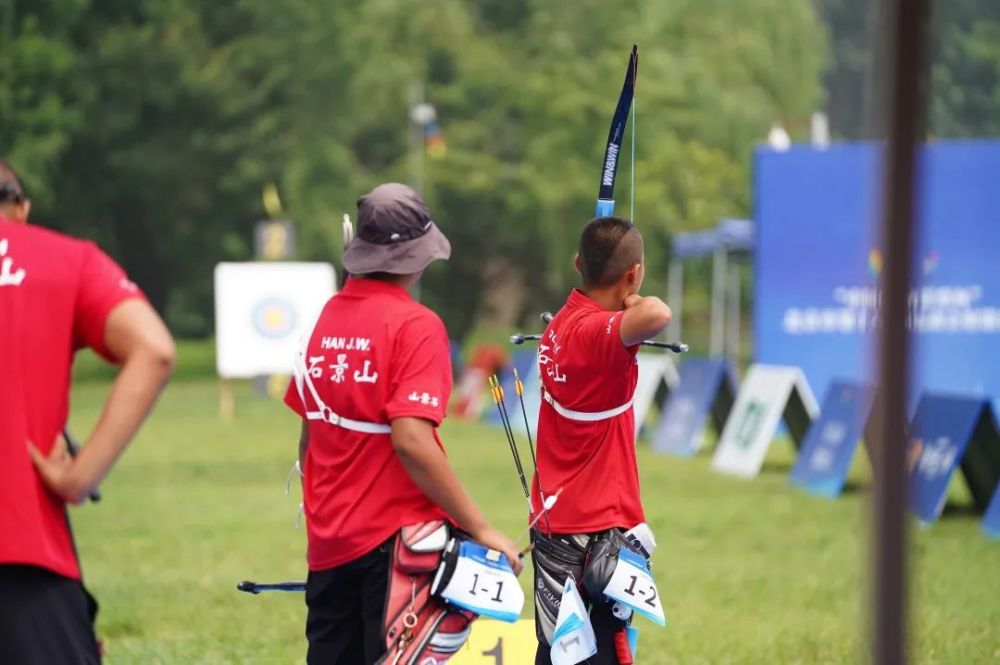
[284,278,452,571]
[0,217,143,581]
[532,289,645,533]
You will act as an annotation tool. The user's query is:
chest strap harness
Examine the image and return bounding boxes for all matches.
[293,334,392,435]
[540,387,634,422]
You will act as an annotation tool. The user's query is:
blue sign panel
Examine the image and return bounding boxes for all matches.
[907,393,997,523]
[790,381,875,498]
[652,358,734,457]
[484,350,537,430]
[984,485,1000,538]
[755,141,1000,417]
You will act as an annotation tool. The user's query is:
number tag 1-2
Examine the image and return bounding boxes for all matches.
[437,541,524,623]
[602,547,666,626]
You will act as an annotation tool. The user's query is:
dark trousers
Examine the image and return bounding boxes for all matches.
[305,540,392,665]
[0,564,101,665]
[532,531,624,665]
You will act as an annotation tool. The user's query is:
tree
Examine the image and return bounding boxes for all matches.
[3,0,828,340]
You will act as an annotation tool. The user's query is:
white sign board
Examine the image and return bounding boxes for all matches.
[602,547,666,626]
[214,262,336,378]
[632,354,679,438]
[712,364,819,478]
[437,541,523,623]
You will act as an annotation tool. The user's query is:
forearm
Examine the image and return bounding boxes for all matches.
[395,442,489,534]
[621,295,672,345]
[70,350,172,500]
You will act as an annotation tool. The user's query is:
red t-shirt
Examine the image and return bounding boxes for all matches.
[0,217,144,581]
[284,278,451,571]
[532,289,644,534]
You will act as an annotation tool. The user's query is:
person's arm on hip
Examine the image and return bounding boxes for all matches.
[30,299,175,503]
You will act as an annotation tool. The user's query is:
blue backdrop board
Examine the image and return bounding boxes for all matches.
[984,484,1000,538]
[755,141,1000,416]
[652,358,736,457]
[515,358,542,438]
[483,350,537,430]
[789,382,875,498]
[907,393,1000,523]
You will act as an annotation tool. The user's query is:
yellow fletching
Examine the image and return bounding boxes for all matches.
[488,375,502,403]
[513,368,525,396]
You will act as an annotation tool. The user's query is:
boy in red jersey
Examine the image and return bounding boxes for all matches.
[0,160,176,664]
[531,216,671,664]
[285,183,520,664]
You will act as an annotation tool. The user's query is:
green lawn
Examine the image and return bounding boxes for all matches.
[67,380,999,664]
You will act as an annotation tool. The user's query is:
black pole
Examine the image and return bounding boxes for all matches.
[871,1,929,664]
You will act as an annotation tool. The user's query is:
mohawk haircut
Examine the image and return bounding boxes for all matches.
[577,216,644,287]
[0,159,25,204]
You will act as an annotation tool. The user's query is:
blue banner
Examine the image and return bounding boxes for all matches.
[483,349,537,430]
[755,141,1000,416]
[789,382,875,498]
[652,358,734,457]
[907,393,994,523]
[984,484,1000,538]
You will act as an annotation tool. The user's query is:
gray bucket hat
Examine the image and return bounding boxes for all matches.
[342,183,451,275]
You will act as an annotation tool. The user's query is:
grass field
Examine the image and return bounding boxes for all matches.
[67,378,999,664]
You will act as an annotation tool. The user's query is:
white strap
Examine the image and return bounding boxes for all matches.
[541,387,634,422]
[293,314,391,435]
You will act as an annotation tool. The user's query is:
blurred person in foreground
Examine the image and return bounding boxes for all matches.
[0,159,175,664]
[285,183,521,665]
[531,216,671,664]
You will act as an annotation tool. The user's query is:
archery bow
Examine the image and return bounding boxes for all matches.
[595,44,638,219]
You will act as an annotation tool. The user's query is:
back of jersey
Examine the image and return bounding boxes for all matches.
[0,222,83,475]
[0,219,141,580]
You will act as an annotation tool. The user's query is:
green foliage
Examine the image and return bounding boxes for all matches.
[73,338,218,383]
[4,0,827,338]
[930,1,1000,138]
[0,0,86,206]
[819,0,1000,140]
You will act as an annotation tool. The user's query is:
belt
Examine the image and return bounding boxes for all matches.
[307,404,392,434]
[540,387,634,422]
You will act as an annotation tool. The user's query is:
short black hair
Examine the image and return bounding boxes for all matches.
[578,216,644,286]
[0,159,25,204]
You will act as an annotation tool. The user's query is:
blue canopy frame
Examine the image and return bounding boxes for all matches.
[667,219,754,358]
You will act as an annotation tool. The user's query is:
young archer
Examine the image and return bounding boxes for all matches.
[286,183,520,665]
[531,216,671,664]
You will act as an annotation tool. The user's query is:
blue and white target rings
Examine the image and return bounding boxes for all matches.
[251,298,297,339]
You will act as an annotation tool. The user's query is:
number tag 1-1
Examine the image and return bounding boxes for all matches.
[602,547,666,626]
[437,541,524,623]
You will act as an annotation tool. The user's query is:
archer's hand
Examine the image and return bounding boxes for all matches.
[28,435,86,505]
[472,524,523,575]
[623,294,643,309]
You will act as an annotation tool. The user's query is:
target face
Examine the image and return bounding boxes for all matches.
[214,262,336,378]
[251,298,297,339]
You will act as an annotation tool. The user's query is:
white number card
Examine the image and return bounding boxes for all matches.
[602,547,666,626]
[439,541,524,623]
